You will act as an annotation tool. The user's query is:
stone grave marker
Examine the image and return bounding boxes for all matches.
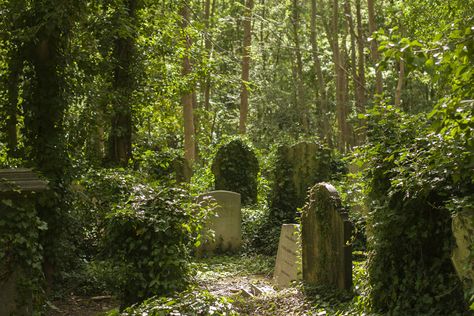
[0,169,49,316]
[273,224,302,287]
[198,190,242,254]
[301,183,352,290]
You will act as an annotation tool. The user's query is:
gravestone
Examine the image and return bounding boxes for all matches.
[273,224,302,287]
[0,169,49,316]
[269,142,333,223]
[451,210,474,295]
[301,183,352,290]
[211,139,259,205]
[198,190,242,254]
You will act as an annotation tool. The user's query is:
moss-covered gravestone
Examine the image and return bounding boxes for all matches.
[301,183,352,290]
[269,142,332,223]
[0,169,49,316]
[211,139,259,205]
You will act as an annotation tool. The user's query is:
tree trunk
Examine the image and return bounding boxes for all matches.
[329,0,348,151]
[108,0,137,166]
[203,0,212,111]
[239,0,254,134]
[291,0,309,134]
[395,60,404,106]
[181,3,196,167]
[367,0,383,96]
[310,0,332,146]
[5,49,21,156]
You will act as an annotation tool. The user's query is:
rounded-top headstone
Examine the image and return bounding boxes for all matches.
[301,182,352,290]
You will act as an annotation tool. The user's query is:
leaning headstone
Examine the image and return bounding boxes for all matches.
[211,139,259,205]
[301,183,352,290]
[198,190,242,254]
[0,169,49,316]
[273,224,302,287]
[269,142,333,223]
[451,210,474,295]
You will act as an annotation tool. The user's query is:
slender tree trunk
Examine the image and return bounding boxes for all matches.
[367,0,382,96]
[109,0,137,166]
[181,3,196,167]
[395,60,404,106]
[310,0,333,146]
[6,49,21,156]
[203,0,212,111]
[291,0,309,134]
[239,0,254,134]
[329,0,348,151]
[355,0,366,110]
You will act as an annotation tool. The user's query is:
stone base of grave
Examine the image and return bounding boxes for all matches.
[273,224,302,287]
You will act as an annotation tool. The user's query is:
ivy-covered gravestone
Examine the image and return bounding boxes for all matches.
[269,142,333,223]
[301,183,352,290]
[0,169,49,316]
[211,139,259,206]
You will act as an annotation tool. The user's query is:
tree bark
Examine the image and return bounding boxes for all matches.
[367,0,383,96]
[395,60,404,106]
[291,0,309,134]
[108,0,137,166]
[181,3,196,167]
[239,0,254,134]
[310,0,332,146]
[5,48,21,156]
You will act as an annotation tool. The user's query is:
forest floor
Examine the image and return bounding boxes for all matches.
[46,255,362,315]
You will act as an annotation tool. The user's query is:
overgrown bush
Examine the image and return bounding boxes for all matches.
[355,104,472,314]
[101,183,209,307]
[211,139,259,205]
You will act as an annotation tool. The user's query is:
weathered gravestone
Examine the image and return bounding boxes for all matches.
[269,142,333,223]
[273,224,302,287]
[211,139,259,206]
[198,190,242,255]
[451,210,474,296]
[0,169,49,316]
[301,183,352,290]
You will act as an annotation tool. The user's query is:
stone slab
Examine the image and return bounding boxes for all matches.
[273,224,302,287]
[198,190,242,254]
[302,183,352,290]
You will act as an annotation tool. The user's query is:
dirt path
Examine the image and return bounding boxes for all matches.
[47,295,118,316]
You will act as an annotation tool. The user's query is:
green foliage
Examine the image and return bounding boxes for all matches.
[211,138,259,206]
[0,196,46,312]
[353,104,472,314]
[100,182,209,307]
[194,255,274,282]
[109,288,237,316]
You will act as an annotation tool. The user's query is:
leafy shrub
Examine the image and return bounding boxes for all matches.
[355,104,471,314]
[101,183,209,307]
[211,139,259,206]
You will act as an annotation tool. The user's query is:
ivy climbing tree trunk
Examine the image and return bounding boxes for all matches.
[108,0,137,166]
[239,0,253,134]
